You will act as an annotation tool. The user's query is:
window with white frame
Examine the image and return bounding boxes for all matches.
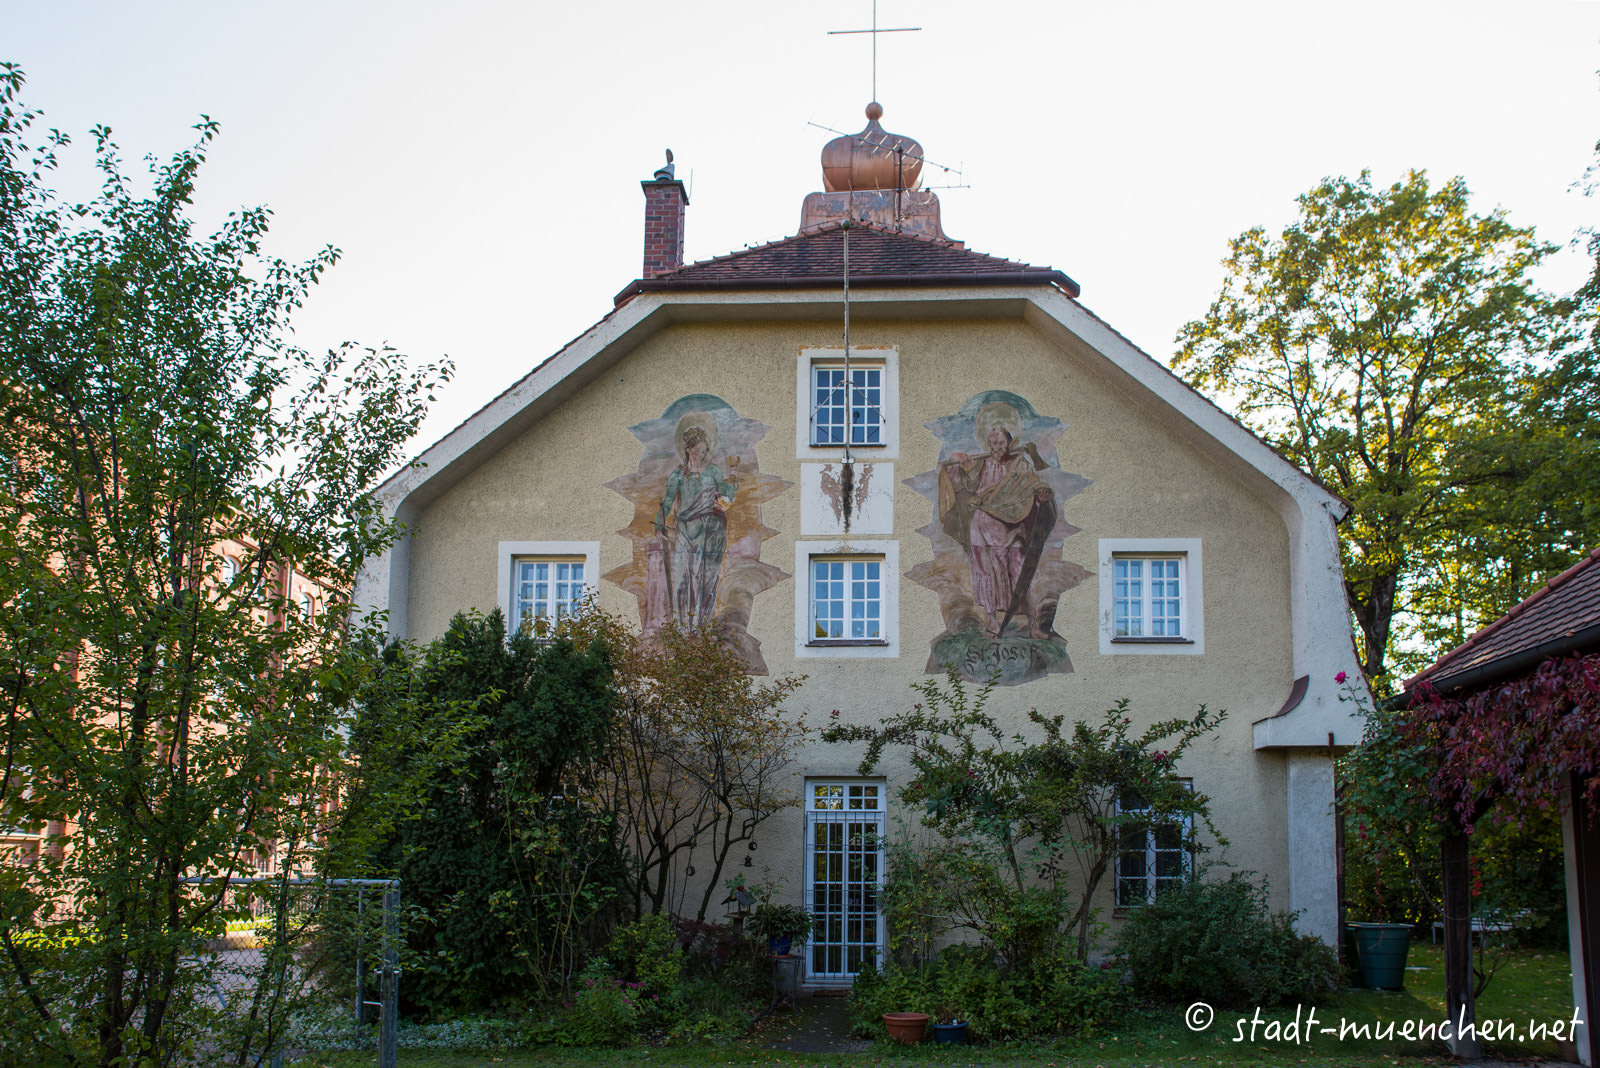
[497,541,599,637]
[1097,538,1203,655]
[796,347,899,457]
[513,559,584,629]
[795,541,898,657]
[811,556,883,642]
[811,364,883,447]
[1116,787,1193,907]
[1113,557,1182,638]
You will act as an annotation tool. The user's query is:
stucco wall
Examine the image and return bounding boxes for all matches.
[405,312,1301,927]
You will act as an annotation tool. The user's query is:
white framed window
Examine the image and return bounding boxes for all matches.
[804,779,886,982]
[1116,787,1193,908]
[794,541,898,658]
[219,555,238,586]
[1097,538,1203,655]
[297,591,316,618]
[1114,557,1181,637]
[496,541,599,637]
[514,560,584,629]
[796,346,899,457]
[812,364,883,447]
[812,557,883,641]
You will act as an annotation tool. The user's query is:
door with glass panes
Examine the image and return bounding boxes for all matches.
[803,782,885,980]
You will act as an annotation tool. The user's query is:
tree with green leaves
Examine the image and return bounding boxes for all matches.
[584,616,808,922]
[356,608,808,1013]
[0,65,448,1064]
[361,610,623,1015]
[824,670,1224,962]
[1174,170,1570,682]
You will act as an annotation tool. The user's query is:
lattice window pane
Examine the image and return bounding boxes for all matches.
[811,364,884,446]
[515,558,586,629]
[811,557,883,642]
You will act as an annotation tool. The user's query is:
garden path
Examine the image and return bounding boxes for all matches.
[758,993,869,1054]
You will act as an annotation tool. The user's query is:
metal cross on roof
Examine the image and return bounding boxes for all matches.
[827,0,921,104]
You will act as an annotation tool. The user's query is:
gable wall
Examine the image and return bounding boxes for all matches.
[406,313,1298,916]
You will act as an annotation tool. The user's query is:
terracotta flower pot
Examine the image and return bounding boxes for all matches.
[882,1012,930,1045]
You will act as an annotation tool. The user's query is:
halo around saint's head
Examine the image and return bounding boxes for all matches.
[674,411,719,463]
[974,402,1021,448]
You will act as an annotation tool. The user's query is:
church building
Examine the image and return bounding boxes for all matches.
[354,103,1364,981]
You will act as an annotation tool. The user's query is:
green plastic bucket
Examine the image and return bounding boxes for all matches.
[1347,922,1412,990]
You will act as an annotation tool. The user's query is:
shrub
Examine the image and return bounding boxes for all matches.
[1024,952,1130,1036]
[559,913,767,1045]
[848,943,1128,1041]
[1260,913,1347,1003]
[663,975,754,1043]
[557,962,639,1047]
[824,673,1226,964]
[604,913,683,1002]
[1113,872,1340,1007]
[292,1008,533,1052]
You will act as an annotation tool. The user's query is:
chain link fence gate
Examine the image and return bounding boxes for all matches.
[183,876,399,1067]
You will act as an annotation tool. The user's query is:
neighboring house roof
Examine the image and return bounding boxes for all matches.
[1407,548,1600,695]
[614,222,1081,305]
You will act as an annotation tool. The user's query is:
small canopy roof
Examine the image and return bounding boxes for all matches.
[1406,547,1600,696]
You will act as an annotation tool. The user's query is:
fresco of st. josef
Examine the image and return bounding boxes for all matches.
[906,391,1091,684]
[604,395,790,673]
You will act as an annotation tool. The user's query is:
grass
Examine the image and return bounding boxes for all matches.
[289,940,1579,1067]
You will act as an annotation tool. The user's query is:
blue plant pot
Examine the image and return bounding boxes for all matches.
[931,1021,969,1045]
[768,935,792,956]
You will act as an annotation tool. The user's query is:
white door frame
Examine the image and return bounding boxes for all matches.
[802,780,886,983]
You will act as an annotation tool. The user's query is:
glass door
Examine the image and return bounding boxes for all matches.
[803,781,885,980]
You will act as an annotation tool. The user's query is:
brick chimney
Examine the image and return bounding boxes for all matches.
[641,150,688,279]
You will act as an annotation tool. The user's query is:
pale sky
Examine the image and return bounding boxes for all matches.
[8,1,1600,454]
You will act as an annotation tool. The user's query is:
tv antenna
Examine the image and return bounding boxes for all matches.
[827,1,920,104]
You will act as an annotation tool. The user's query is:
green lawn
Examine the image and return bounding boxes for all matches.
[292,940,1579,1067]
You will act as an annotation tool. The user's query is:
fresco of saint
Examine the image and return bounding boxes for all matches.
[604,394,790,673]
[938,403,1056,639]
[906,390,1091,685]
[654,414,735,628]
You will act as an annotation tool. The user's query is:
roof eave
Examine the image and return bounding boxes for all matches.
[1402,547,1600,694]
[1405,621,1600,699]
[613,269,1082,307]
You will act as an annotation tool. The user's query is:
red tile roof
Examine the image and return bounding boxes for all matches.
[613,222,1080,306]
[1407,548,1600,694]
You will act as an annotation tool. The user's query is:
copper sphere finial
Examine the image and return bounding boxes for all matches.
[865,101,883,121]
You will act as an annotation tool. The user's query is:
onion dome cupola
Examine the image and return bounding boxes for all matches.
[800,102,953,243]
[821,101,924,193]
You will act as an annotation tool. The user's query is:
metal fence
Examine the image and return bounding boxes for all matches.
[185,875,399,1068]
